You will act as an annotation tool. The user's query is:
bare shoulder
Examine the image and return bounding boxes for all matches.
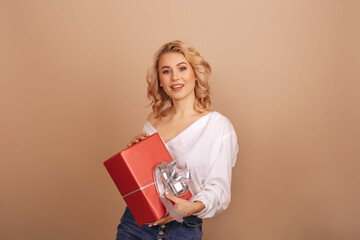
[147,112,159,125]
[201,110,212,116]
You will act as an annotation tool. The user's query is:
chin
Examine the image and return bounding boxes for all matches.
[171,93,194,102]
[170,96,184,101]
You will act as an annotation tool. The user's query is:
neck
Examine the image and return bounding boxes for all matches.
[170,92,196,118]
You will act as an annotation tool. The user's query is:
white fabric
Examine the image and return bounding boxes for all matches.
[142,111,239,219]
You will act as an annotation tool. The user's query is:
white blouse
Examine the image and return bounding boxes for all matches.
[142,111,239,219]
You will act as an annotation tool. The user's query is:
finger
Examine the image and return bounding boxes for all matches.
[128,133,149,147]
[139,133,148,138]
[156,215,173,225]
[164,192,178,203]
[135,136,145,141]
[139,133,149,140]
[128,139,137,146]
[152,215,171,226]
[148,215,172,227]
[133,133,149,142]
[162,218,174,224]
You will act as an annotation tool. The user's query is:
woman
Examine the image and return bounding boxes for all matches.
[116,40,238,240]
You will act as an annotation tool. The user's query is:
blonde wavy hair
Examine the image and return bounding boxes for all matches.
[146,40,212,117]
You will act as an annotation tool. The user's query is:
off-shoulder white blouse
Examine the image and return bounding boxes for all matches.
[142,111,239,219]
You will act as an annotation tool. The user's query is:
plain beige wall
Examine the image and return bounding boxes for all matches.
[1,0,359,239]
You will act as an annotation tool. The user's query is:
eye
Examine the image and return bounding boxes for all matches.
[179,67,187,71]
[162,70,170,74]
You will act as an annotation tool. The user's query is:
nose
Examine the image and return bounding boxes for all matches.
[172,74,180,81]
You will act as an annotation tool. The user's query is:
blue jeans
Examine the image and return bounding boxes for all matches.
[116,207,203,240]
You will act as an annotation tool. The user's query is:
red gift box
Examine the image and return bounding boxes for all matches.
[104,132,192,226]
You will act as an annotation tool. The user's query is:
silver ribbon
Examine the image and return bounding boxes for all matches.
[153,160,191,222]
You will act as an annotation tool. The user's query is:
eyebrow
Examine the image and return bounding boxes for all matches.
[160,62,187,70]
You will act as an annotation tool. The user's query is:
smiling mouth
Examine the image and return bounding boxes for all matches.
[171,84,184,89]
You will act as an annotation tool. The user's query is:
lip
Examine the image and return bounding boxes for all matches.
[170,84,184,91]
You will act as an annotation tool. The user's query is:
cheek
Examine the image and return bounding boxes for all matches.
[159,75,169,85]
[186,69,197,81]
[185,72,196,84]
[158,77,166,86]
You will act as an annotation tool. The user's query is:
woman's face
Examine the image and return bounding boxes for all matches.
[157,52,196,102]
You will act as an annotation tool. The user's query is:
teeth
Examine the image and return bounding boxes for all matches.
[171,85,183,89]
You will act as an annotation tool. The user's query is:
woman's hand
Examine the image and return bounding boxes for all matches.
[148,192,205,227]
[126,133,149,148]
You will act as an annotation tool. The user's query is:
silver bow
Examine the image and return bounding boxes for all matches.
[153,160,191,222]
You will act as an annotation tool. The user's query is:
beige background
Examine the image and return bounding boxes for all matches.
[1,0,359,239]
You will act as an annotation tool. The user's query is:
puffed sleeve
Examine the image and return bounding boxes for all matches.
[191,121,239,218]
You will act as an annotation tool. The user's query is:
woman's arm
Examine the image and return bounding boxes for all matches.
[191,132,238,218]
[148,193,205,226]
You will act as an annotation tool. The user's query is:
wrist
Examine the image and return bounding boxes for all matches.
[189,201,205,216]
